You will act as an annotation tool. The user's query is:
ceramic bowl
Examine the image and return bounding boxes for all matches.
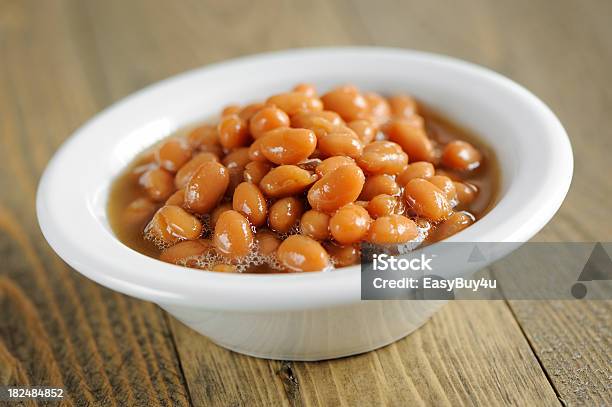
[37,48,573,360]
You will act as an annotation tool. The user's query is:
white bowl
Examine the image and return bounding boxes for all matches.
[37,48,573,360]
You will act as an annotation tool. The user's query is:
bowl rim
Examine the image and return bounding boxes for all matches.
[36,46,573,311]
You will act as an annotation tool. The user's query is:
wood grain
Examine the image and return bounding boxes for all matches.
[0,0,610,406]
[170,299,559,406]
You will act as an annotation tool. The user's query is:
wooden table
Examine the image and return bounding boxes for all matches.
[1,0,610,405]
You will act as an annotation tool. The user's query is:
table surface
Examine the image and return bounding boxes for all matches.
[1,0,611,405]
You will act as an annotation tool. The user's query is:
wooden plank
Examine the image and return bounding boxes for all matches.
[169,299,560,406]
[0,1,191,405]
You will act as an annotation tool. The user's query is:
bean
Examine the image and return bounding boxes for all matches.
[293,83,318,97]
[186,124,219,150]
[388,94,418,118]
[218,114,250,149]
[223,147,251,170]
[259,165,317,198]
[268,197,304,233]
[454,181,478,206]
[255,230,281,255]
[213,210,254,259]
[367,194,399,218]
[145,205,203,245]
[364,92,391,125]
[368,214,418,244]
[403,178,452,221]
[184,161,229,213]
[174,152,219,189]
[225,167,243,198]
[243,161,272,184]
[431,211,475,241]
[247,137,268,162]
[155,138,192,172]
[396,161,435,185]
[429,175,457,203]
[210,202,232,229]
[165,188,185,206]
[249,106,290,139]
[123,197,158,225]
[291,111,344,138]
[315,156,355,177]
[212,264,237,273]
[238,102,266,120]
[277,235,330,272]
[221,104,241,116]
[360,174,400,200]
[259,127,317,164]
[300,210,330,240]
[318,131,364,159]
[139,167,175,202]
[356,141,408,175]
[441,140,482,170]
[308,164,365,213]
[233,182,268,226]
[266,92,323,116]
[159,239,213,266]
[348,120,377,144]
[385,119,435,162]
[435,168,462,181]
[325,243,360,267]
[321,86,369,122]
[329,203,371,244]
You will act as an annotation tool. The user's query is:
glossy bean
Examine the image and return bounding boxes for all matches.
[325,243,361,267]
[155,138,192,172]
[317,132,363,159]
[293,83,318,97]
[243,161,272,184]
[259,165,317,198]
[329,203,371,244]
[367,194,399,218]
[315,156,355,177]
[255,230,281,256]
[232,182,268,226]
[266,92,323,116]
[145,205,203,245]
[385,119,436,162]
[249,106,290,139]
[396,161,435,185]
[320,86,369,122]
[454,181,478,206]
[268,197,304,233]
[368,214,418,244]
[403,178,452,221]
[300,210,330,240]
[218,114,250,149]
[165,188,185,206]
[348,120,377,144]
[210,202,232,229]
[431,211,475,241]
[139,167,175,202]
[174,152,219,189]
[184,161,229,213]
[159,239,213,265]
[360,174,401,200]
[307,164,365,213]
[213,210,254,259]
[186,124,219,150]
[123,197,158,225]
[238,103,266,121]
[277,235,330,272]
[259,127,317,164]
[356,141,408,175]
[428,175,458,203]
[364,92,391,125]
[441,140,482,170]
[388,94,418,118]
